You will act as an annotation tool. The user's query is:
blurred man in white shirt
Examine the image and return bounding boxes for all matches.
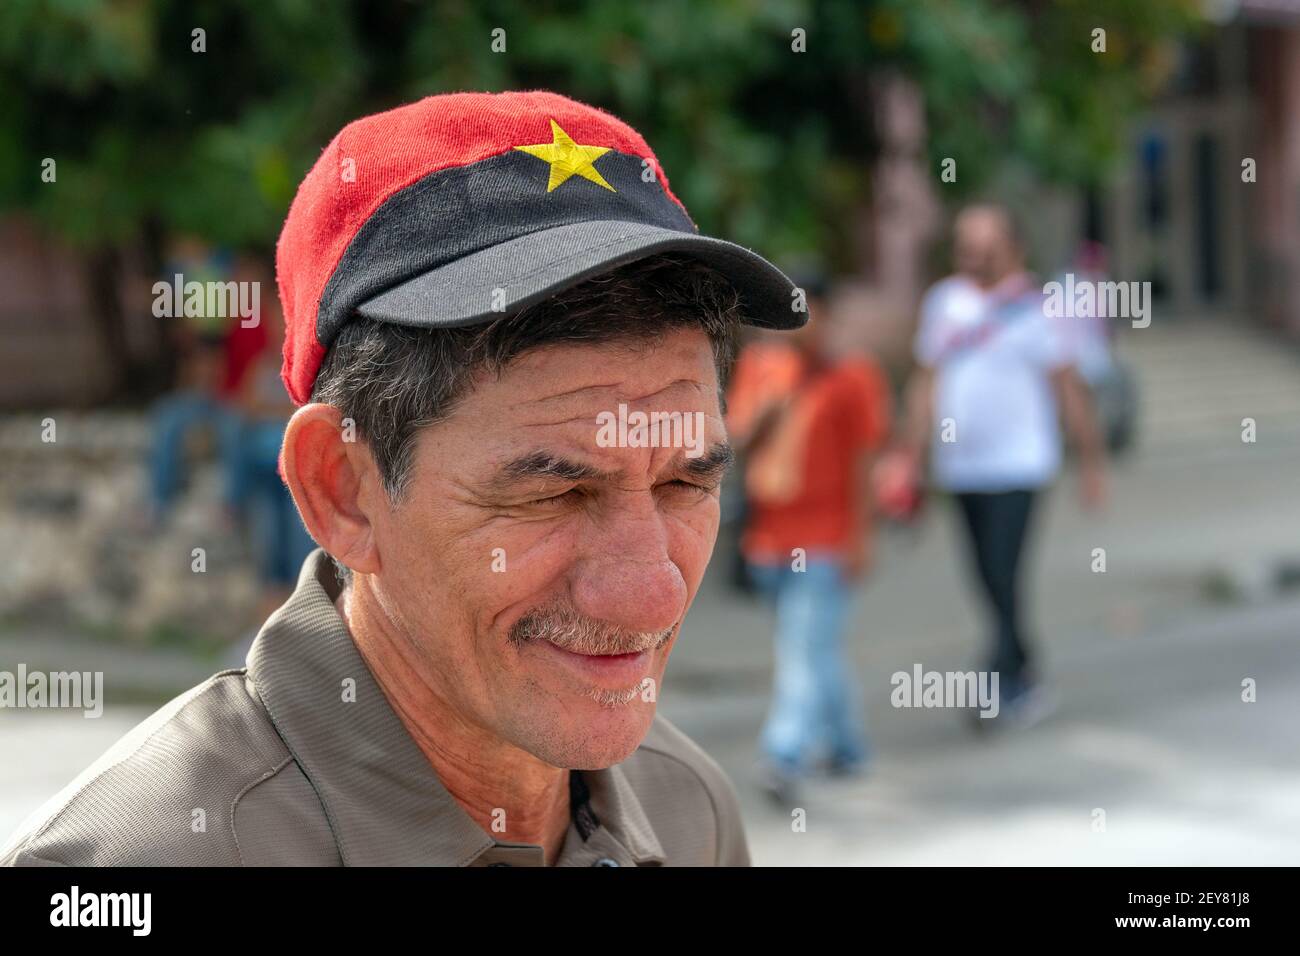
[901,205,1107,726]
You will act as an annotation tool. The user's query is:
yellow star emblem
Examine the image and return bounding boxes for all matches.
[514,119,616,193]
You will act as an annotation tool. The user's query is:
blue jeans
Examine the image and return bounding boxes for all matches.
[748,558,868,774]
[241,420,316,587]
[149,391,242,512]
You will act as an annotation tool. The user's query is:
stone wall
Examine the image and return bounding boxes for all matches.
[0,411,261,645]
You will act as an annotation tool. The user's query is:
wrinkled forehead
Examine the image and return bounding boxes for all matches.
[417,329,726,476]
[412,333,725,486]
[474,328,723,415]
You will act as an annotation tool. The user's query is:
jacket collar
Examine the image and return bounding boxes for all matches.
[246,550,664,867]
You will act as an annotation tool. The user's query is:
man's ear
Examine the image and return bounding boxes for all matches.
[281,403,382,576]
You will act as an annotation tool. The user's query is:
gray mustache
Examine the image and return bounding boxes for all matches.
[509,603,675,656]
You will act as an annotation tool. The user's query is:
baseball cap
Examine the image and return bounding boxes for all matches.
[276,90,803,405]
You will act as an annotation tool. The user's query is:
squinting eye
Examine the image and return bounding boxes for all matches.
[662,480,711,495]
[529,488,583,508]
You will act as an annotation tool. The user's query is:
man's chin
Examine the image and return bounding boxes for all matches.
[522,696,657,770]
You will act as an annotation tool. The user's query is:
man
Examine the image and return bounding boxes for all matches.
[2,91,801,866]
[726,275,891,800]
[901,204,1106,725]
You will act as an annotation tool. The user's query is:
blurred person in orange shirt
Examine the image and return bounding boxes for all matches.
[726,272,892,802]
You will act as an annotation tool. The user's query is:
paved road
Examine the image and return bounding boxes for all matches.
[0,709,150,845]
[661,593,1300,865]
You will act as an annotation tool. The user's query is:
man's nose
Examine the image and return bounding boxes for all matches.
[568,505,689,637]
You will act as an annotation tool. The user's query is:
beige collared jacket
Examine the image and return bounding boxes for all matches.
[2,551,750,867]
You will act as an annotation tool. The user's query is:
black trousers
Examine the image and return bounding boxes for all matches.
[954,490,1038,691]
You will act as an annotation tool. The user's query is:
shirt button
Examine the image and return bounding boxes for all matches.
[592,857,620,867]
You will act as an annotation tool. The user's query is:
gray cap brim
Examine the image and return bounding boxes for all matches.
[354,219,804,331]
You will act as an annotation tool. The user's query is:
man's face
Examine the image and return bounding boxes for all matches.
[953,210,1020,289]
[364,327,727,769]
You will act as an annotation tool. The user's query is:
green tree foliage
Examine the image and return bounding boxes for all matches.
[0,0,1201,261]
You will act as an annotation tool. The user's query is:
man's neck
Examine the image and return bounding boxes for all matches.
[335,583,573,863]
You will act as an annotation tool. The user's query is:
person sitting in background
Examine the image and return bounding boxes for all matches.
[146,242,242,526]
[726,272,892,802]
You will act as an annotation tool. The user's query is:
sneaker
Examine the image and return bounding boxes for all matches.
[965,676,1054,733]
[754,759,800,806]
[821,751,870,779]
[966,702,999,734]
[1003,683,1058,729]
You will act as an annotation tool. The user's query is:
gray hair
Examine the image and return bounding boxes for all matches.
[308,253,745,588]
